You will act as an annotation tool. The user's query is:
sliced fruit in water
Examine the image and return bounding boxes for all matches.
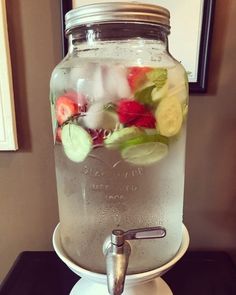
[56,126,62,143]
[121,139,168,166]
[117,99,147,124]
[56,96,79,125]
[133,112,156,128]
[104,126,143,149]
[121,133,168,148]
[168,83,188,104]
[61,123,92,162]
[143,128,159,135]
[134,85,155,105]
[117,99,156,128]
[146,68,167,86]
[167,65,188,104]
[146,68,168,102]
[127,66,152,92]
[151,82,168,102]
[155,95,183,137]
[183,104,188,119]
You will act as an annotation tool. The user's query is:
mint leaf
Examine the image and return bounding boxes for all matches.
[135,85,155,105]
[146,68,167,90]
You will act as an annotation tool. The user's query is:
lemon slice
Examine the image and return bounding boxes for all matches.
[104,126,143,149]
[61,124,92,162]
[121,141,168,166]
[183,104,188,119]
[156,95,183,137]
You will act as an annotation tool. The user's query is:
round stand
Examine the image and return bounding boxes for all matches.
[53,224,189,295]
[70,277,172,295]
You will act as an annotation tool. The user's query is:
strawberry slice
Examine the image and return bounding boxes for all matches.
[55,126,62,143]
[64,92,87,110]
[117,99,147,124]
[56,96,79,125]
[127,66,152,92]
[133,112,156,128]
[56,92,88,125]
[117,99,156,128]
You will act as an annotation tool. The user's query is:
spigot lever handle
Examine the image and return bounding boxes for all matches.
[125,227,166,240]
[111,226,166,246]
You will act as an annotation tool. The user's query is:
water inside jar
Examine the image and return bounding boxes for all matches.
[50,47,188,273]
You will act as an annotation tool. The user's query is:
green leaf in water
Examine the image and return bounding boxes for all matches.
[135,85,156,105]
[146,68,168,90]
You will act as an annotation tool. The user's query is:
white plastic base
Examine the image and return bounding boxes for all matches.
[53,224,189,295]
[70,277,172,295]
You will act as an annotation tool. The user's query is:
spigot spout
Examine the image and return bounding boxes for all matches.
[105,239,131,295]
[104,227,166,295]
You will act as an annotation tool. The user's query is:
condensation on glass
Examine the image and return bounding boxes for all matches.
[50,2,189,274]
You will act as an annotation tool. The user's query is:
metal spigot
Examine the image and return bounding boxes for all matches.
[105,226,166,295]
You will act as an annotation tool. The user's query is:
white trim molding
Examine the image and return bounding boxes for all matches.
[0,0,18,150]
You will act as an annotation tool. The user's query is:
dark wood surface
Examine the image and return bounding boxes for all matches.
[1,251,236,295]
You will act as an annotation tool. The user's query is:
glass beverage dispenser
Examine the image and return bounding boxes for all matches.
[50,1,188,280]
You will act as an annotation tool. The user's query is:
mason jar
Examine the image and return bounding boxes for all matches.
[50,2,189,274]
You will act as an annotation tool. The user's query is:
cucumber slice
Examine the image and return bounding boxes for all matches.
[61,124,92,162]
[121,133,168,149]
[104,126,143,149]
[156,95,183,137]
[144,128,159,135]
[121,141,168,166]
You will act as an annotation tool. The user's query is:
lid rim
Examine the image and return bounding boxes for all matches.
[65,21,171,36]
[65,2,170,33]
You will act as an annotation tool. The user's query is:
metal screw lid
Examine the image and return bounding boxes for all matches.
[65,1,170,34]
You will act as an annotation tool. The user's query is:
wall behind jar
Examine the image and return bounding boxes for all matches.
[184,0,236,259]
[0,0,61,281]
[0,0,236,283]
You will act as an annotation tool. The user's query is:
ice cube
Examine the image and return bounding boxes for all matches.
[50,68,69,96]
[69,63,95,99]
[67,63,132,104]
[83,102,119,130]
[91,65,106,102]
[103,64,131,100]
[82,102,104,129]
